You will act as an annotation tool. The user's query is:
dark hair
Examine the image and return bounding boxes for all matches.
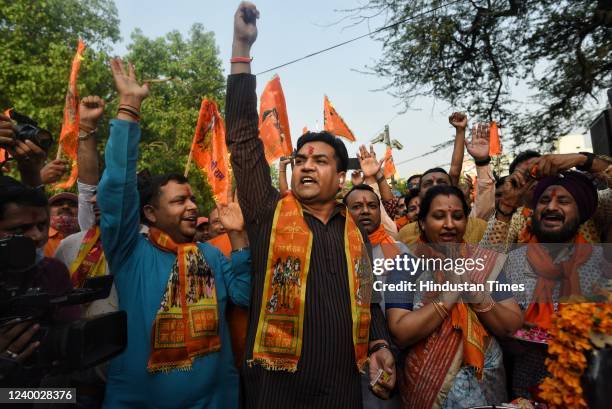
[407,174,422,184]
[509,150,541,174]
[343,184,379,205]
[0,176,48,220]
[296,131,348,172]
[495,176,506,190]
[419,167,450,189]
[417,185,469,222]
[138,173,189,223]
[404,188,420,205]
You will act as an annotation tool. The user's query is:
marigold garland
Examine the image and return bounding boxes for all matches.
[539,301,612,409]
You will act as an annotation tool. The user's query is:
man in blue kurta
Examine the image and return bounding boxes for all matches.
[98,57,251,409]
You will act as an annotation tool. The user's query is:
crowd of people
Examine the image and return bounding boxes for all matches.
[1,2,611,409]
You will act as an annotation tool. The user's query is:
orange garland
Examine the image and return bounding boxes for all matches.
[539,300,612,408]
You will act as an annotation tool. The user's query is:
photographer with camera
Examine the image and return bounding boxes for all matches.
[0,176,80,385]
[0,115,46,188]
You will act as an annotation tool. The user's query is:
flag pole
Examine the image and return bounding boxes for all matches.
[55,144,63,161]
[184,143,194,177]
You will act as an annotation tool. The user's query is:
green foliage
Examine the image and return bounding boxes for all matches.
[348,0,612,148]
[1,1,226,214]
[0,0,119,135]
[125,25,226,214]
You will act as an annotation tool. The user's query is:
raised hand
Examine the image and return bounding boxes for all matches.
[279,156,292,172]
[234,2,259,48]
[218,195,245,233]
[110,58,149,109]
[351,170,364,186]
[79,96,105,130]
[40,159,68,185]
[466,123,490,162]
[0,114,17,148]
[357,145,384,179]
[501,171,533,211]
[449,112,468,131]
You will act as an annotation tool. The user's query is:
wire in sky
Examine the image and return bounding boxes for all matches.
[255,0,465,76]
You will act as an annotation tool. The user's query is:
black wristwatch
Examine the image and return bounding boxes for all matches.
[576,152,595,172]
[368,342,390,356]
[475,156,491,166]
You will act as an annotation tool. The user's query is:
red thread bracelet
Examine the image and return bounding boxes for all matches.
[230,56,253,64]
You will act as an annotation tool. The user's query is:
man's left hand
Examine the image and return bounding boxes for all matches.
[218,202,245,232]
[368,344,396,399]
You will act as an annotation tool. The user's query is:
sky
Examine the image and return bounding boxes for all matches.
[111,0,505,178]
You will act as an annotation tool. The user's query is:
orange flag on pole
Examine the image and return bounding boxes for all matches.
[383,146,397,179]
[259,75,293,164]
[55,39,86,190]
[191,99,231,205]
[489,121,501,156]
[323,95,356,142]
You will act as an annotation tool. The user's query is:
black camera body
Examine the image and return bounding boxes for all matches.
[3,111,53,152]
[0,236,127,386]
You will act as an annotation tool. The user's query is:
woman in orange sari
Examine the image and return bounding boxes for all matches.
[385,185,523,409]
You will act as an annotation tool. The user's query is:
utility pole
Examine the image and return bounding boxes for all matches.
[370,124,403,189]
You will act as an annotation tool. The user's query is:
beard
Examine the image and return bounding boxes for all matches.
[532,213,580,243]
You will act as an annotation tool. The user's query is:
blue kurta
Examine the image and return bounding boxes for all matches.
[98,119,251,409]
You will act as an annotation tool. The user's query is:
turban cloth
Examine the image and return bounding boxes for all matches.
[532,171,597,224]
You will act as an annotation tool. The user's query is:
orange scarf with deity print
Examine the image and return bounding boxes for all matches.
[250,192,372,372]
[147,228,220,373]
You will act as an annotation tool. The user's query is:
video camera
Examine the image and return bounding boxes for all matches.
[0,235,127,386]
[1,111,53,152]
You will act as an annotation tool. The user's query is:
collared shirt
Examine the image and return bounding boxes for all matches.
[226,73,388,409]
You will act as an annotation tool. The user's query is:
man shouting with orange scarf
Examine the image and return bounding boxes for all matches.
[97,57,251,409]
[502,170,607,398]
[226,3,394,408]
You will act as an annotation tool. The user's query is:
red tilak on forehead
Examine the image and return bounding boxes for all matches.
[550,188,558,198]
[307,146,314,155]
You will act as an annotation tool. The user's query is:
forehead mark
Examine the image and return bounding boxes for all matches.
[307,146,314,155]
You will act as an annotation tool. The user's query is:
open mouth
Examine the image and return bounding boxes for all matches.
[300,176,317,186]
[541,213,564,228]
[359,218,372,226]
[182,215,197,225]
[438,232,457,242]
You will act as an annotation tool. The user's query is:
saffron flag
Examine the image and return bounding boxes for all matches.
[1,108,11,163]
[55,39,86,190]
[383,146,397,179]
[323,95,356,142]
[259,75,293,164]
[489,121,501,156]
[191,99,231,205]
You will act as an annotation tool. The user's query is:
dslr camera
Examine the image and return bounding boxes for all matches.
[1,111,53,152]
[0,235,127,386]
